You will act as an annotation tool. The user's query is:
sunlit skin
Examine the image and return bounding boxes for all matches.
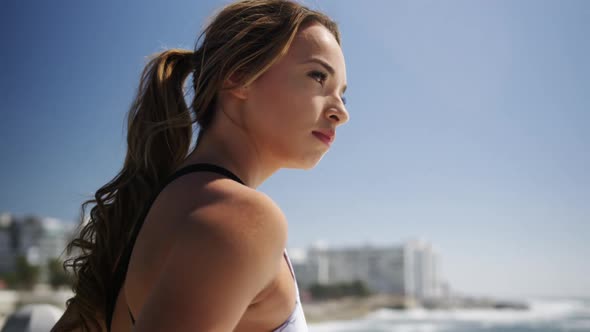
[107,22,350,332]
[183,21,350,188]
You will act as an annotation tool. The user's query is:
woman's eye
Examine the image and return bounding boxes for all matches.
[309,70,328,84]
[341,96,347,105]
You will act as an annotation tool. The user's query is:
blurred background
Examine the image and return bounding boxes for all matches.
[1,0,588,331]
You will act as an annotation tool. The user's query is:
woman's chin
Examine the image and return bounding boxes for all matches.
[285,152,327,170]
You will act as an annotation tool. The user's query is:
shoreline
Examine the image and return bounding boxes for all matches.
[302,294,531,323]
[302,294,414,323]
[0,289,532,327]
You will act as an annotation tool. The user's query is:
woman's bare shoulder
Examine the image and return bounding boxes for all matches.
[186,181,288,253]
[131,181,289,331]
[167,171,288,239]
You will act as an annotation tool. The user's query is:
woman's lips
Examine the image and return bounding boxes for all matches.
[312,131,333,146]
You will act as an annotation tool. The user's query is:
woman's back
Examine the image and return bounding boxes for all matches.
[109,163,301,331]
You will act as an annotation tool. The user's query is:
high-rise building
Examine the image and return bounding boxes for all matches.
[291,239,445,300]
[0,212,75,283]
[404,239,441,299]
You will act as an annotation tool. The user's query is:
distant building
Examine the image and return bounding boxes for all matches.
[0,212,75,283]
[0,213,17,275]
[291,239,445,300]
[404,239,441,299]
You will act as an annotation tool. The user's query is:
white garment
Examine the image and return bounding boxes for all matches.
[272,249,309,332]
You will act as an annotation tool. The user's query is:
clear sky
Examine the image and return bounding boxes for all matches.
[1,0,588,299]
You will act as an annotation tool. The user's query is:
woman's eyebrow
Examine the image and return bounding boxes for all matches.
[301,57,347,94]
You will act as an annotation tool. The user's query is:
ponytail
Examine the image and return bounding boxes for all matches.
[56,49,195,331]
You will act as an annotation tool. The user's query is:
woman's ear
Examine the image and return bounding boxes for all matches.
[223,72,249,100]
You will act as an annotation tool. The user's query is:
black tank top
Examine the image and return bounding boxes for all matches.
[104,163,245,331]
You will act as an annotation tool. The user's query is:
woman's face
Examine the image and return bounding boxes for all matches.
[242,22,349,170]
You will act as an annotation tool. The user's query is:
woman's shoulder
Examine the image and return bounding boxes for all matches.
[130,178,289,330]
[152,167,288,260]
[185,182,288,249]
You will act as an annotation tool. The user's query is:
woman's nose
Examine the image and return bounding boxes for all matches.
[326,102,350,125]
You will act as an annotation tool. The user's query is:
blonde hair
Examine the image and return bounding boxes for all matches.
[58,0,340,331]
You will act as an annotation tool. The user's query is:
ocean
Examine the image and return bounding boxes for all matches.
[308,298,590,332]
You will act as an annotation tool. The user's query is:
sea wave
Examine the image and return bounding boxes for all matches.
[309,320,452,332]
[363,298,589,324]
[308,298,590,332]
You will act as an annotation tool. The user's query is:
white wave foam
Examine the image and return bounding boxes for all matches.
[380,323,450,332]
[309,320,451,332]
[309,298,590,331]
[308,319,378,332]
[361,298,589,325]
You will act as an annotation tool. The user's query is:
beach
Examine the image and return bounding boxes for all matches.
[307,297,590,332]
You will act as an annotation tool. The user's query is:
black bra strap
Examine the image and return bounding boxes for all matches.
[105,163,244,330]
[162,163,245,187]
[128,306,135,325]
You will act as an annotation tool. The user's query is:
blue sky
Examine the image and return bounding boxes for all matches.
[1,0,588,298]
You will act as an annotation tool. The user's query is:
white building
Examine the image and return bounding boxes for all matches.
[291,239,445,300]
[0,213,75,283]
[404,239,441,299]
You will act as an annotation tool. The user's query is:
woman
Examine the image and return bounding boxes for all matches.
[53,0,349,331]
